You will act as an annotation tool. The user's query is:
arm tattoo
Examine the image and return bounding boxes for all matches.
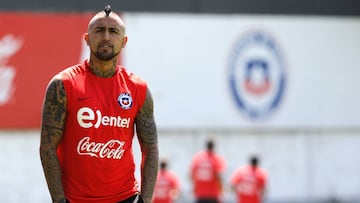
[135,88,159,202]
[39,77,67,202]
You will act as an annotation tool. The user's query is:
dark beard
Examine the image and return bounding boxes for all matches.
[94,50,119,61]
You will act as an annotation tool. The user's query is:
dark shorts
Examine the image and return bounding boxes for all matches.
[196,198,219,203]
[117,194,144,203]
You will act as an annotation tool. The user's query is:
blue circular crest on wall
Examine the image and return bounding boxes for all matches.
[228,30,287,120]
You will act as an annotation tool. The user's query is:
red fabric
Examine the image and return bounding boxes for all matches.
[230,165,267,203]
[153,170,180,203]
[57,60,147,203]
[190,151,226,199]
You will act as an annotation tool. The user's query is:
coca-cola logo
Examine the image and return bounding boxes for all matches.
[77,137,125,159]
[0,34,23,105]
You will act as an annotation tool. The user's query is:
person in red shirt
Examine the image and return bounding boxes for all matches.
[230,155,268,203]
[153,159,180,203]
[190,139,226,203]
[39,5,159,203]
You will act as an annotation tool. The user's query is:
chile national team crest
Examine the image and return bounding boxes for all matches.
[117,93,133,109]
[228,30,287,120]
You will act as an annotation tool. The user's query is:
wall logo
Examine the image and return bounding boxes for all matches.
[228,30,287,120]
[0,34,23,105]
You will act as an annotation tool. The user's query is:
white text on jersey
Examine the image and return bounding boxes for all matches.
[77,107,130,129]
[77,136,125,159]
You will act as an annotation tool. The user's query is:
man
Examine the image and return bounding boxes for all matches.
[39,5,159,203]
[153,159,180,203]
[190,139,226,203]
[230,155,268,203]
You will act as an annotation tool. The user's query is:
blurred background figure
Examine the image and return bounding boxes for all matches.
[230,155,267,203]
[190,138,226,203]
[153,158,180,203]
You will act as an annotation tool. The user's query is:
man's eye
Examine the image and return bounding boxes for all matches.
[95,28,105,33]
[110,29,119,33]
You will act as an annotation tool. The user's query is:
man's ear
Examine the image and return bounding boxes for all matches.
[84,33,89,46]
[122,35,128,48]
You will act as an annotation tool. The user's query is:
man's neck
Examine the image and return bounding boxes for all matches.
[88,59,117,78]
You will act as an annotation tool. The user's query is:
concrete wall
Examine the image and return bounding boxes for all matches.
[1,130,359,202]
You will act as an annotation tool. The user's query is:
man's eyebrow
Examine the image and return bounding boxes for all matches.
[109,27,120,31]
[94,26,119,30]
[94,26,106,29]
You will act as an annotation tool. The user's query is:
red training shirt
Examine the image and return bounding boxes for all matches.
[190,151,226,200]
[153,169,180,203]
[56,60,147,203]
[230,165,267,203]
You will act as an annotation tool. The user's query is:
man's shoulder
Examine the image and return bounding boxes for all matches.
[193,151,206,158]
[48,62,85,85]
[258,167,268,176]
[118,66,147,85]
[61,62,86,76]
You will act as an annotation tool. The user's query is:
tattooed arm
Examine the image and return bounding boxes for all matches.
[39,76,68,203]
[135,88,159,203]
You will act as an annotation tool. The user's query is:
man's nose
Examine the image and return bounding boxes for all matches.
[103,30,110,40]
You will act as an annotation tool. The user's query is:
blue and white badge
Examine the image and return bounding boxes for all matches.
[228,30,287,120]
[117,93,133,109]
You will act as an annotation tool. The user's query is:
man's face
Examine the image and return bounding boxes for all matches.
[86,15,127,61]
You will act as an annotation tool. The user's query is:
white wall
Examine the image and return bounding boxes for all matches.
[120,13,360,202]
[123,13,360,128]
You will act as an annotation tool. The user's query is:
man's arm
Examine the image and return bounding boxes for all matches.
[135,88,159,203]
[39,77,68,203]
[260,173,268,203]
[216,173,223,193]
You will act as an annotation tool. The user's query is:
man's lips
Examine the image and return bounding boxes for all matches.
[99,43,113,48]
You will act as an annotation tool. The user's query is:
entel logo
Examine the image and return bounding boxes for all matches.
[77,107,131,129]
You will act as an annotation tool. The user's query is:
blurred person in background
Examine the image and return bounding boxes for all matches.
[39,5,159,203]
[230,155,268,203]
[153,158,180,203]
[190,138,226,203]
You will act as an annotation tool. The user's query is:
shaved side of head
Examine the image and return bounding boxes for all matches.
[87,11,126,33]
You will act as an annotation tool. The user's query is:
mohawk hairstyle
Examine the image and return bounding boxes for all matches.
[104,5,112,16]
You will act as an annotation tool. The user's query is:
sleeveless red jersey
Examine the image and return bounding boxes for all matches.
[190,151,226,199]
[230,165,267,203]
[153,169,180,203]
[56,60,147,203]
